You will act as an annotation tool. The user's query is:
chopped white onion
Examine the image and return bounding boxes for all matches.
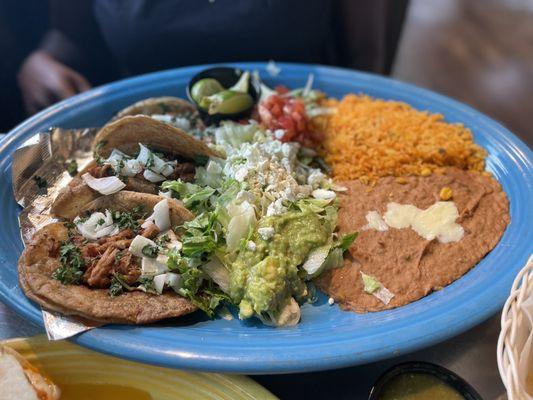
[301,244,331,277]
[302,73,314,97]
[106,149,128,168]
[143,169,166,183]
[153,274,167,294]
[151,114,173,124]
[141,256,168,277]
[151,272,183,295]
[121,159,143,177]
[159,163,176,177]
[82,173,126,195]
[141,199,170,231]
[226,201,256,251]
[152,155,176,176]
[129,235,157,258]
[136,143,151,165]
[172,117,191,131]
[165,273,182,292]
[374,286,395,305]
[202,258,230,293]
[75,210,119,240]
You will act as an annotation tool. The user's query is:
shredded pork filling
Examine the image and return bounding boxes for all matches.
[66,224,161,289]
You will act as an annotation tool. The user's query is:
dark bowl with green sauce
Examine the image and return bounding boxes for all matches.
[187,67,261,125]
[369,362,483,400]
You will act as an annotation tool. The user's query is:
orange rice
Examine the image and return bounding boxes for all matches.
[315,94,487,184]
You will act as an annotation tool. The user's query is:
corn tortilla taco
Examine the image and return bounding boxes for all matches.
[51,115,221,219]
[19,192,197,324]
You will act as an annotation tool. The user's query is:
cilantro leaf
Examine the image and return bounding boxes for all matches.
[51,242,85,284]
[66,160,78,177]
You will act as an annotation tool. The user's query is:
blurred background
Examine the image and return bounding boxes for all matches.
[0,0,531,147]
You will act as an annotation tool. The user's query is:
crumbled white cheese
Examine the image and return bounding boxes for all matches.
[383,201,464,243]
[312,189,336,200]
[363,211,389,231]
[246,241,257,251]
[257,227,275,240]
[307,169,326,188]
[234,166,249,182]
[266,198,287,216]
[328,297,335,306]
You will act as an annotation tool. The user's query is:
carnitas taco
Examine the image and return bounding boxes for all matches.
[113,96,203,132]
[19,191,197,324]
[51,115,221,219]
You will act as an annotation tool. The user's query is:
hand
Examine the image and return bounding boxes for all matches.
[17,50,91,114]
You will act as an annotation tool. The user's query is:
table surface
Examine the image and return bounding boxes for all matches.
[0,300,505,399]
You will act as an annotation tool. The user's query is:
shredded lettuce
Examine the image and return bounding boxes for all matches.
[215,121,259,150]
[161,179,216,213]
[180,209,223,258]
[361,272,381,294]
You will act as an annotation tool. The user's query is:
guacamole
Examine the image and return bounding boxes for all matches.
[229,210,331,319]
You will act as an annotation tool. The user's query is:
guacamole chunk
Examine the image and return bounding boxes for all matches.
[229,210,331,319]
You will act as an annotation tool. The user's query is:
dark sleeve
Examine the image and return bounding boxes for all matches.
[332,0,410,75]
[40,0,118,83]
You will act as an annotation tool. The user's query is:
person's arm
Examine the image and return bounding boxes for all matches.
[332,0,410,75]
[17,0,113,114]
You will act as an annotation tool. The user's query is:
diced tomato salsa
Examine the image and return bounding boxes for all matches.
[257,88,320,147]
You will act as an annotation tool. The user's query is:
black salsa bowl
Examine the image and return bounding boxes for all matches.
[186,66,261,125]
[368,361,483,400]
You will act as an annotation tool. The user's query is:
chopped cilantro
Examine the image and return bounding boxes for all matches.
[108,273,135,297]
[93,141,107,166]
[33,175,47,189]
[339,232,358,251]
[109,275,125,297]
[111,206,145,231]
[142,244,158,258]
[145,151,155,169]
[66,160,78,177]
[115,251,123,263]
[76,214,89,224]
[154,234,170,248]
[63,221,76,230]
[51,242,85,285]
[96,218,105,226]
[138,276,157,293]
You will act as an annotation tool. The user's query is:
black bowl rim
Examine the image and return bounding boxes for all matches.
[186,66,261,125]
[368,361,483,400]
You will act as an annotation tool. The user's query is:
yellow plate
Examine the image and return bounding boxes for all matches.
[2,336,277,400]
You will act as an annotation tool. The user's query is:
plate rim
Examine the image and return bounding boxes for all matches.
[0,62,531,374]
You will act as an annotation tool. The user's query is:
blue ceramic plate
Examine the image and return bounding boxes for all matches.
[0,63,531,373]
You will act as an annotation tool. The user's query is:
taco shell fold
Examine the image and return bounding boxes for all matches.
[113,96,197,120]
[93,115,221,159]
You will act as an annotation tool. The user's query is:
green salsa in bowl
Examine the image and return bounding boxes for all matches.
[369,362,482,400]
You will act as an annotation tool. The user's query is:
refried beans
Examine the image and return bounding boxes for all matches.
[315,168,510,312]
